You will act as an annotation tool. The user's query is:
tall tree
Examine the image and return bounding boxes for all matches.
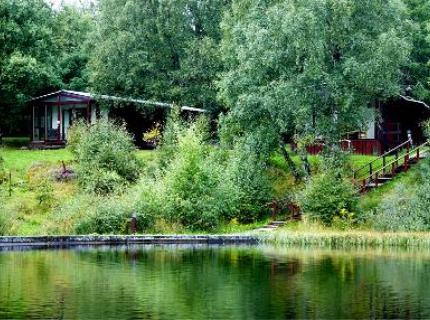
[0,0,60,134]
[89,0,228,114]
[403,0,430,101]
[218,0,411,157]
[53,5,94,91]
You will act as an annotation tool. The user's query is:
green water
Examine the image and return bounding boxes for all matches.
[1,245,430,319]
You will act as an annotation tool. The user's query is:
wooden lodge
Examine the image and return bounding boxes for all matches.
[30,90,205,148]
[304,95,430,155]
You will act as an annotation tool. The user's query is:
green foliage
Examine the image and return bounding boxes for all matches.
[34,178,54,206]
[66,120,87,155]
[53,194,153,235]
[373,161,430,232]
[72,120,141,194]
[218,0,411,153]
[54,6,93,91]
[137,116,272,231]
[224,142,272,222]
[0,212,10,236]
[89,0,227,114]
[403,0,430,101]
[137,122,235,231]
[373,184,426,231]
[75,198,131,234]
[157,107,185,167]
[300,171,359,226]
[0,1,68,134]
[0,156,6,184]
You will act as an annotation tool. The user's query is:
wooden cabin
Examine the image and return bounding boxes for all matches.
[30,90,205,148]
[303,95,430,155]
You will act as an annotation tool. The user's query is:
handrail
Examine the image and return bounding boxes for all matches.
[353,139,411,176]
[358,141,429,187]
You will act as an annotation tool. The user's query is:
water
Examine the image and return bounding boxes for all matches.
[1,245,430,319]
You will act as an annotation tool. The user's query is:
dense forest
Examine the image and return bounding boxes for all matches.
[1,0,429,136]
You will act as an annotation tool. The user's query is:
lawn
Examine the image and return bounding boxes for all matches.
[1,145,155,176]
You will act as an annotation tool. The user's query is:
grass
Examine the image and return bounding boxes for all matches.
[259,225,430,248]
[358,160,423,214]
[0,144,268,236]
[0,141,423,237]
[0,144,158,235]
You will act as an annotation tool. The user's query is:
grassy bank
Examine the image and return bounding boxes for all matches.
[0,146,156,235]
[259,228,430,248]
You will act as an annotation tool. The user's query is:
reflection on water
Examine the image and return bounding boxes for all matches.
[1,245,430,319]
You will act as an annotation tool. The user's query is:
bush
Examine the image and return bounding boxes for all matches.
[71,119,141,194]
[67,120,87,155]
[53,194,154,235]
[224,142,272,222]
[372,159,430,231]
[137,117,273,230]
[373,184,423,231]
[299,170,358,226]
[137,122,236,231]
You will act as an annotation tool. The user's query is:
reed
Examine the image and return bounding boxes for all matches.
[258,229,430,248]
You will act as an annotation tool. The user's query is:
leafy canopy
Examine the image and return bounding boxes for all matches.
[218,0,411,150]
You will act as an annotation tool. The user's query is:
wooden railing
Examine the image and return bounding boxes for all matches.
[353,140,429,191]
[352,139,412,181]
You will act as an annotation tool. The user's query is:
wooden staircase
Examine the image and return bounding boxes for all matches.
[352,139,430,192]
[254,221,288,232]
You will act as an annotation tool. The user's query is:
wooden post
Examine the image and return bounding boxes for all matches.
[369,163,373,176]
[404,155,409,171]
[32,105,35,142]
[382,156,386,175]
[87,100,91,123]
[129,213,137,234]
[417,148,420,162]
[44,104,48,142]
[57,95,61,141]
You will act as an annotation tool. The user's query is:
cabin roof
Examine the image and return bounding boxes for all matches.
[399,95,430,111]
[31,90,206,113]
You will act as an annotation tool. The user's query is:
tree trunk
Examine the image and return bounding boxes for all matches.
[300,151,311,178]
[280,141,301,182]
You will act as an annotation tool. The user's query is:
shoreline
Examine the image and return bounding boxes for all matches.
[259,230,430,248]
[0,234,258,247]
[3,231,430,249]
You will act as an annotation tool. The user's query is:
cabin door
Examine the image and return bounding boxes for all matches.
[382,121,402,150]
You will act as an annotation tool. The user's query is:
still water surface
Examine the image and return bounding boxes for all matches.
[1,244,430,319]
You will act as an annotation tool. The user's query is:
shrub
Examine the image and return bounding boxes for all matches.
[137,121,238,231]
[373,181,430,232]
[224,142,272,222]
[53,194,154,235]
[67,120,87,155]
[137,117,274,230]
[373,184,422,231]
[157,106,185,168]
[299,170,359,226]
[71,119,141,194]
[34,178,54,206]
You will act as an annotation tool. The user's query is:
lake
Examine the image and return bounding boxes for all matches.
[1,244,430,319]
